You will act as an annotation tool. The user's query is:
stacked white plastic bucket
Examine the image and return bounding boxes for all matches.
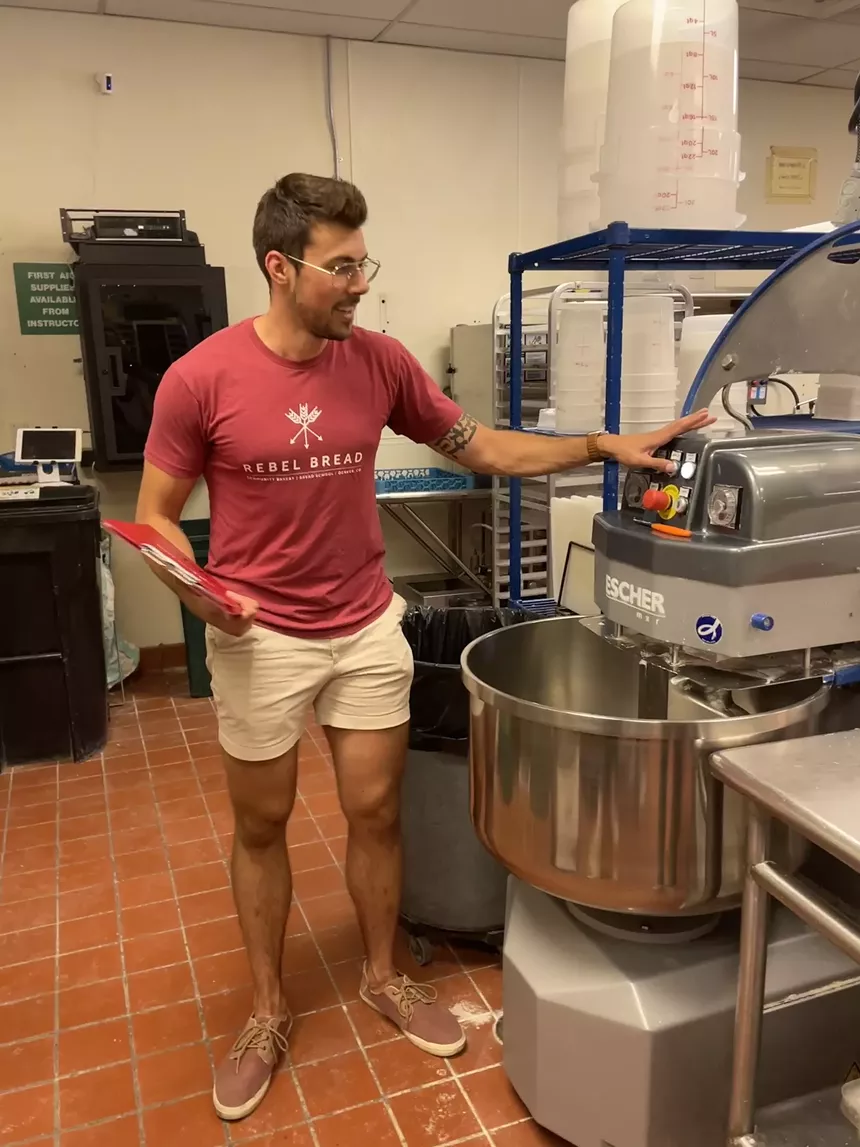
[554,295,679,434]
[555,304,606,432]
[815,376,860,420]
[621,296,678,431]
[557,0,628,241]
[597,0,743,230]
[678,314,746,433]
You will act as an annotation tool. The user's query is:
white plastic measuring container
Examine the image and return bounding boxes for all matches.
[622,403,677,422]
[598,0,743,229]
[622,295,676,373]
[677,313,746,432]
[550,495,603,614]
[620,418,673,433]
[678,314,731,398]
[558,0,628,240]
[556,305,606,378]
[553,304,606,433]
[814,375,860,421]
[622,370,680,394]
[556,389,605,433]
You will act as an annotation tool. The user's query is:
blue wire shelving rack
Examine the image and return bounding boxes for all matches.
[506,221,825,605]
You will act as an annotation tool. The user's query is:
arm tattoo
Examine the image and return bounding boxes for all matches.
[432,413,479,460]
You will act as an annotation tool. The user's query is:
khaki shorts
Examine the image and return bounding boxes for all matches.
[205,594,413,761]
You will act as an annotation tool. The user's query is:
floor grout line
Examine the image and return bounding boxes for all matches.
[1,946,475,1013]
[103,705,149,1147]
[0,1035,510,1091]
[225,937,323,1144]
[438,945,498,1146]
[0,766,17,899]
[293,770,345,875]
[441,919,503,1147]
[147,696,230,1147]
[0,1093,522,1147]
[52,758,60,1147]
[287,734,412,1137]
[289,849,408,1146]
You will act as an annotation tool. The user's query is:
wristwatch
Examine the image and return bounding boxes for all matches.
[586,431,608,463]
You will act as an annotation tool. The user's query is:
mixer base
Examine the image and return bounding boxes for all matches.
[564,902,721,944]
[503,879,860,1147]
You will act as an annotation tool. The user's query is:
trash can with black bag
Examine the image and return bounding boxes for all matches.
[399,604,524,967]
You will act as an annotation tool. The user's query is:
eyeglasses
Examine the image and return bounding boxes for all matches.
[288,255,381,284]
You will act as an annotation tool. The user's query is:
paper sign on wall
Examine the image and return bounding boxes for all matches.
[13,263,80,335]
[766,147,818,205]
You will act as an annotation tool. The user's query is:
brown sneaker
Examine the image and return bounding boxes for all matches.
[213,1014,292,1121]
[359,966,466,1057]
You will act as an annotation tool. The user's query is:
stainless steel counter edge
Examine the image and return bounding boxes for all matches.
[711,730,860,873]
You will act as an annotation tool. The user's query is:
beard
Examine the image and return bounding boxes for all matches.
[295,297,357,342]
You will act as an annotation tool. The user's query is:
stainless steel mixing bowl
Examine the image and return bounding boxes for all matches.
[462,617,829,915]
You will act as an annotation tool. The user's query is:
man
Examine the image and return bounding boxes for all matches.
[137,172,711,1122]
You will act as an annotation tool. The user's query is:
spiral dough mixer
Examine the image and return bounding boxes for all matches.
[462,225,860,1147]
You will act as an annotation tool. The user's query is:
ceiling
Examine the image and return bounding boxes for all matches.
[4,0,860,89]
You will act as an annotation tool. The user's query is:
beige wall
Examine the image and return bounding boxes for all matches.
[0,6,853,647]
[0,9,336,646]
[738,79,853,230]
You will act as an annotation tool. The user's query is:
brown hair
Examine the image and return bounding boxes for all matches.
[252,173,368,281]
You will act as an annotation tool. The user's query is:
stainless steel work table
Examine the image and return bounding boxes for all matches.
[712,729,860,1147]
[376,487,490,596]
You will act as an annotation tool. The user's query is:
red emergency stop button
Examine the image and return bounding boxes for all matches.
[642,488,672,513]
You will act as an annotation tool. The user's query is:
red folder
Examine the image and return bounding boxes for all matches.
[103,520,243,616]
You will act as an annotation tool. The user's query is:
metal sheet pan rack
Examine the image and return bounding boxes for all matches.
[505,222,827,604]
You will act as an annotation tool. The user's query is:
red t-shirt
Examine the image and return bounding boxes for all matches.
[144,318,462,638]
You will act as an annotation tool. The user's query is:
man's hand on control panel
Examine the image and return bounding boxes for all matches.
[597,409,716,474]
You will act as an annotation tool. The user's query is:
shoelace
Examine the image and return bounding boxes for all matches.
[387,977,437,1022]
[229,1017,290,1072]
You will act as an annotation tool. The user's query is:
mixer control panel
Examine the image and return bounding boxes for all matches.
[622,438,701,530]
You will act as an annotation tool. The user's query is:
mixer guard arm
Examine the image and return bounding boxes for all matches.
[681,222,860,415]
[604,245,626,510]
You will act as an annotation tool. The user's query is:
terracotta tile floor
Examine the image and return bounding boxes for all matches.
[0,670,565,1147]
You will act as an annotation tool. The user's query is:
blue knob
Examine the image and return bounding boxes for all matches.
[751,613,774,632]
